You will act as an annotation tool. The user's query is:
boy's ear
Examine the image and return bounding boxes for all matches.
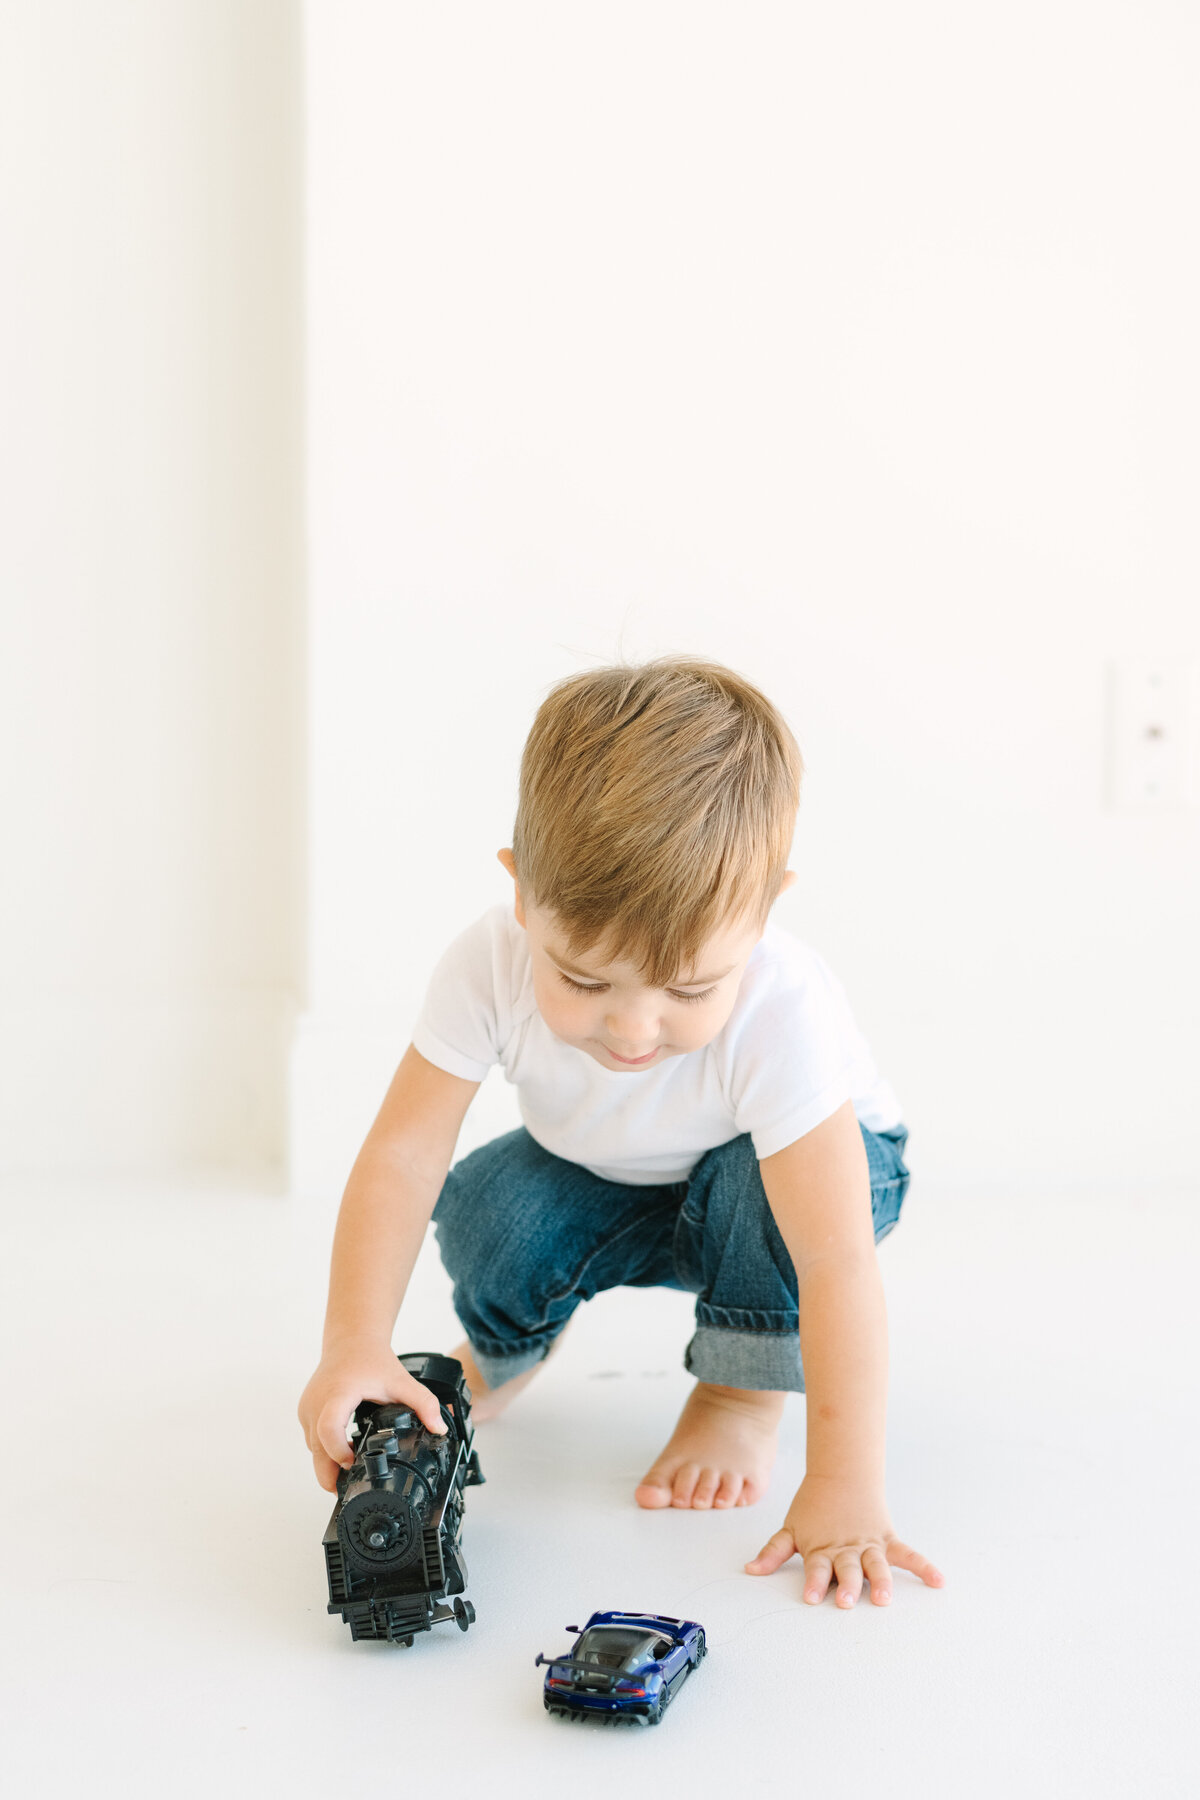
[779,868,798,896]
[496,848,526,926]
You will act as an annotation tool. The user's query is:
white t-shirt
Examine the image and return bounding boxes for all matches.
[412,903,904,1187]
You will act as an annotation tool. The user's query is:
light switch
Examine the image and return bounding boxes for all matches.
[1108,660,1199,812]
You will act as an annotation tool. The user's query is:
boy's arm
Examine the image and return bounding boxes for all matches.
[750,1099,944,1605]
[759,1097,886,1483]
[297,1045,480,1490]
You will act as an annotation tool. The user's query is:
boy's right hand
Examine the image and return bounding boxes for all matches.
[297,1340,447,1492]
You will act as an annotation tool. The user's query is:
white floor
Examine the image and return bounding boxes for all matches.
[1,1173,1196,1799]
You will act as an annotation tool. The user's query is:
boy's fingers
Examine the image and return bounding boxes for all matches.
[744,1528,796,1576]
[312,1446,342,1493]
[317,1398,359,1469]
[311,1378,448,1481]
[802,1554,834,1603]
[316,1383,445,1457]
[401,1379,447,1435]
[833,1550,864,1608]
[887,1540,947,1587]
[862,1547,893,1604]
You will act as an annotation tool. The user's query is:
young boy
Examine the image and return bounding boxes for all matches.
[298,658,945,1610]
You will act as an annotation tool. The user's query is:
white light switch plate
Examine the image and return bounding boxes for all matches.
[1108,660,1200,812]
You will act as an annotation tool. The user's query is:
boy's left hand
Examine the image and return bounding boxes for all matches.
[745,1472,946,1607]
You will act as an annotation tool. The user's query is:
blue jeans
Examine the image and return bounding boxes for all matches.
[432,1121,911,1393]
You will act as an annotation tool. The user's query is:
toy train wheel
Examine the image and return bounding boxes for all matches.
[452,1597,475,1632]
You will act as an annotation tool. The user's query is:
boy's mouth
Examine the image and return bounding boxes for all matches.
[604,1046,660,1066]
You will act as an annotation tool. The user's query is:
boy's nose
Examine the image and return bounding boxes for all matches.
[604,1007,660,1054]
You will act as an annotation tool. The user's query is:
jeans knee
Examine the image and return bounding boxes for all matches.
[433,1130,547,1292]
[433,1128,631,1328]
[861,1121,910,1244]
[685,1132,760,1223]
[870,1173,909,1243]
[676,1134,794,1306]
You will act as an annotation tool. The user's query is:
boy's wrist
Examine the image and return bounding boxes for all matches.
[320,1324,396,1360]
[800,1465,886,1495]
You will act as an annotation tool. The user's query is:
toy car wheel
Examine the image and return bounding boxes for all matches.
[452,1597,475,1632]
[692,1631,707,1665]
[649,1685,673,1725]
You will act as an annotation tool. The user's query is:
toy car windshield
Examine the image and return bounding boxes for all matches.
[575,1627,666,1669]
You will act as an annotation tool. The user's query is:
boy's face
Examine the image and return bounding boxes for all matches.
[498,850,793,1072]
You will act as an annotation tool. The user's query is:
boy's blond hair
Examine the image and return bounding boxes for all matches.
[511,657,803,987]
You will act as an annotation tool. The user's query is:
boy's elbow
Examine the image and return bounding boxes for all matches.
[794,1245,881,1284]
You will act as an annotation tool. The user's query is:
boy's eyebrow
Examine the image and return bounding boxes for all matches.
[545,949,736,987]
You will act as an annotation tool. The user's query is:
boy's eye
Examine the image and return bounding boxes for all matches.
[558,973,608,996]
[556,972,717,1005]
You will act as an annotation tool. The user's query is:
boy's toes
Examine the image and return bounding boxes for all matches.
[634,1473,674,1510]
[671,1463,702,1507]
[713,1471,743,1508]
[691,1469,720,1509]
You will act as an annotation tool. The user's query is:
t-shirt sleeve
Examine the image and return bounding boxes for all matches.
[725,956,875,1160]
[410,910,510,1082]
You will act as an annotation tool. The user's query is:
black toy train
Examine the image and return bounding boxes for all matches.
[323,1352,484,1646]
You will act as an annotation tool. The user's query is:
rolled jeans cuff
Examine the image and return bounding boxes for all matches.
[684,1321,805,1392]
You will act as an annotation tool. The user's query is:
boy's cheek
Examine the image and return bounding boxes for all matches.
[676,996,740,1052]
[532,984,586,1043]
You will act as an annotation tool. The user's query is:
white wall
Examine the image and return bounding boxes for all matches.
[296,0,1200,1199]
[0,3,304,1175]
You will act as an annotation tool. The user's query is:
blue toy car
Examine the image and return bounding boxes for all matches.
[535,1611,707,1725]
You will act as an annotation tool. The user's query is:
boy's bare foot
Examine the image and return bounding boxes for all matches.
[450,1334,563,1423]
[635,1381,786,1510]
